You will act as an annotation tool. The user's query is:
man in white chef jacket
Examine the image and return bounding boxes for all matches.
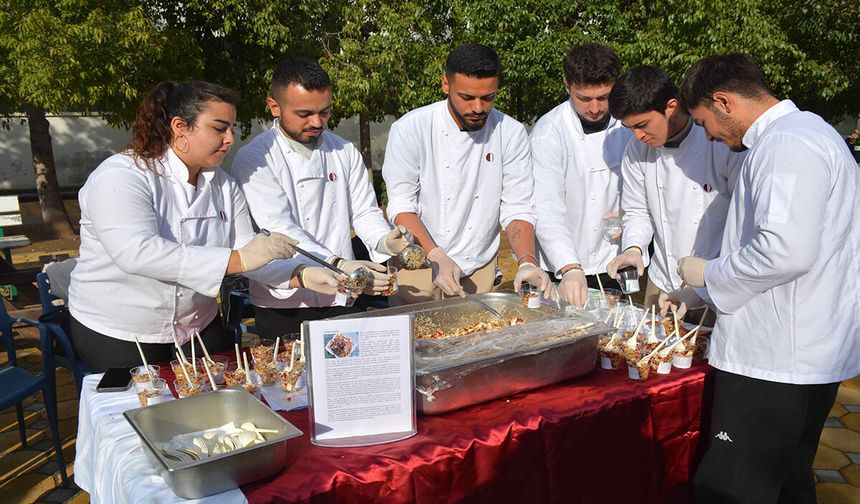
[232,57,411,338]
[382,43,550,305]
[674,53,860,503]
[530,43,632,307]
[605,66,744,311]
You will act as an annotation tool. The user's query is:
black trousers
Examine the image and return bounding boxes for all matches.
[694,370,839,504]
[70,314,234,373]
[253,296,368,340]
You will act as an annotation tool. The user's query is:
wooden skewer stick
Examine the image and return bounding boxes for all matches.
[133,336,155,385]
[651,305,656,340]
[235,343,242,371]
[172,334,193,374]
[299,332,306,364]
[691,307,709,346]
[242,353,253,386]
[640,330,676,364]
[195,331,215,365]
[191,335,196,374]
[626,309,651,350]
[285,341,297,372]
[273,337,280,364]
[203,358,218,391]
[595,273,605,298]
[177,349,196,392]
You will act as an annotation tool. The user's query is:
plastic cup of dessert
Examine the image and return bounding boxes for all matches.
[173,378,207,398]
[617,267,640,294]
[521,283,542,309]
[673,354,693,369]
[130,365,160,390]
[137,378,168,407]
[382,265,399,296]
[204,355,229,385]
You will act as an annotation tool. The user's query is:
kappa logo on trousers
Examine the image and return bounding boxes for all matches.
[715,431,734,442]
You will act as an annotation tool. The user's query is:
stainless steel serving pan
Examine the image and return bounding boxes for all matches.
[330,292,611,414]
[124,388,302,499]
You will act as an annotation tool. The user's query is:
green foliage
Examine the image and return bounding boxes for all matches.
[0,1,200,127]
[1,0,858,128]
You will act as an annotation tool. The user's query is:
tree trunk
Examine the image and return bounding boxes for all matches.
[26,108,75,238]
[359,110,372,170]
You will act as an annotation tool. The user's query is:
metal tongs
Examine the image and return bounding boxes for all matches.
[462,293,503,318]
[259,229,371,293]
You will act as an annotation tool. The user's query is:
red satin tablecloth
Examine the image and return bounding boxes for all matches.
[175,363,712,504]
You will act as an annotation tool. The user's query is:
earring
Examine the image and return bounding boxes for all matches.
[175,135,190,154]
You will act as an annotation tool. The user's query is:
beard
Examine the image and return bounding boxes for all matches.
[279,119,324,146]
[448,99,488,132]
[713,108,748,152]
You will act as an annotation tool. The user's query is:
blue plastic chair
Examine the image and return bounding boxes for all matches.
[36,272,88,393]
[0,300,69,485]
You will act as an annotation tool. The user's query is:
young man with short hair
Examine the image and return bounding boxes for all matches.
[530,43,632,307]
[232,57,411,337]
[605,66,744,312]
[383,44,549,305]
[676,53,860,504]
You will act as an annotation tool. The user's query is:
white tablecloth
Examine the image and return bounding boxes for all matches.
[74,374,247,504]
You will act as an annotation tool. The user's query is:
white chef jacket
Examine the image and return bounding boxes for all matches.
[232,125,392,309]
[621,123,744,292]
[69,149,300,344]
[700,100,860,384]
[382,100,536,275]
[530,100,632,276]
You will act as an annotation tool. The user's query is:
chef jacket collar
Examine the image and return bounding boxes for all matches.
[565,99,620,138]
[270,122,326,180]
[742,99,798,150]
[441,99,489,134]
[165,147,216,187]
[662,116,694,149]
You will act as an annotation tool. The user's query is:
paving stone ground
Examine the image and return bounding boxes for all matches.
[2,231,859,503]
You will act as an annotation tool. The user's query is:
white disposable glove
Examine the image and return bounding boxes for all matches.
[514,262,552,295]
[339,260,389,295]
[658,287,705,320]
[557,268,588,307]
[237,232,297,272]
[377,225,414,255]
[299,267,344,296]
[606,247,645,279]
[677,256,707,288]
[427,248,463,296]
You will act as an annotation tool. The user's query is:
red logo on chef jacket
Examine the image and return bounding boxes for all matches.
[328,172,337,182]
[485,152,494,162]
[702,183,712,192]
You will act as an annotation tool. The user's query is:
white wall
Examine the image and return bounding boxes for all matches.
[0,114,395,191]
[1,112,856,192]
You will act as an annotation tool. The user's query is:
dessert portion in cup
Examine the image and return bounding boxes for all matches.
[380,265,399,296]
[137,378,167,406]
[170,358,204,378]
[279,360,305,393]
[249,339,276,368]
[598,332,625,369]
[224,362,247,387]
[255,361,278,386]
[130,365,160,388]
[200,355,229,385]
[520,283,542,308]
[274,341,296,371]
[174,378,209,398]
